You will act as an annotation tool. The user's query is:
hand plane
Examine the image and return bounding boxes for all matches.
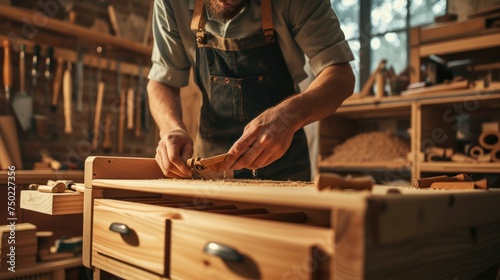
[187,153,230,180]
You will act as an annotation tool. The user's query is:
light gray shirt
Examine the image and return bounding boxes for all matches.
[148,0,354,87]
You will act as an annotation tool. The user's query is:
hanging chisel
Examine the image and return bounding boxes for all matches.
[50,57,64,112]
[31,44,41,102]
[63,61,72,134]
[43,47,54,109]
[127,74,135,130]
[2,39,12,113]
[75,47,84,112]
[88,46,102,142]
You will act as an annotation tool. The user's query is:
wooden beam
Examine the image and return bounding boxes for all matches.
[420,32,500,56]
[0,4,152,56]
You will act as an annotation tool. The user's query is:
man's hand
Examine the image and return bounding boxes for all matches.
[225,106,298,170]
[155,129,194,178]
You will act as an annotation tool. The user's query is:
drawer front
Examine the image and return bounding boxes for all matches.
[92,199,180,276]
[171,213,333,280]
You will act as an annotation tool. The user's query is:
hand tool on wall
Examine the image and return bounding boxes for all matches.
[118,87,126,154]
[127,74,135,130]
[92,79,104,150]
[75,48,84,112]
[31,44,41,102]
[43,47,54,109]
[101,113,112,153]
[12,43,33,131]
[63,61,72,134]
[2,39,12,113]
[50,57,64,113]
[187,153,229,180]
[90,46,102,146]
[134,72,142,137]
[107,4,122,37]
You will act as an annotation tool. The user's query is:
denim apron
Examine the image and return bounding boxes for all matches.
[190,0,310,181]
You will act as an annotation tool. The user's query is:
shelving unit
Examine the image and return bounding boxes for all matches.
[319,88,500,185]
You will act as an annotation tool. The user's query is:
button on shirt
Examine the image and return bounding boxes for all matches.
[148,0,354,88]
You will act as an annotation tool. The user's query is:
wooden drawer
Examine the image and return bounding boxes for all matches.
[170,212,333,280]
[92,199,180,276]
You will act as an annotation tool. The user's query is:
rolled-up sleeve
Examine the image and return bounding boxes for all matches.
[148,0,192,87]
[288,0,354,76]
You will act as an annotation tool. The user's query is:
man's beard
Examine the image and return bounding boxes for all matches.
[203,0,247,21]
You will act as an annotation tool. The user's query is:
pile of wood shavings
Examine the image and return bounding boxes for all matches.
[326,131,410,162]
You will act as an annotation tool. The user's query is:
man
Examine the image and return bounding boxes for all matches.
[148,0,355,181]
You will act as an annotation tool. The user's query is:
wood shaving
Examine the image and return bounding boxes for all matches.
[326,131,410,163]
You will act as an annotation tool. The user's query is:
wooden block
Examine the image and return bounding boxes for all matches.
[420,18,486,43]
[401,79,469,96]
[20,191,83,215]
[482,122,499,132]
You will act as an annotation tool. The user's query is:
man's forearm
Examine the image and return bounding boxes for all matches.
[147,80,186,138]
[279,63,355,131]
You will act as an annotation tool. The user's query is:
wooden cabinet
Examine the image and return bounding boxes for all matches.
[83,156,500,279]
[319,89,500,187]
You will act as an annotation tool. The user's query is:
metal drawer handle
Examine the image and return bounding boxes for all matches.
[204,242,243,263]
[109,222,131,235]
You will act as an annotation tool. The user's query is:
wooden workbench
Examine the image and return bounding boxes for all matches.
[83,156,500,279]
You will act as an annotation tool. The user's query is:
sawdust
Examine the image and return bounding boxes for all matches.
[326,131,410,163]
[155,178,314,188]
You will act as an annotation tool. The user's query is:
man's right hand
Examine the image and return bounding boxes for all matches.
[155,129,194,178]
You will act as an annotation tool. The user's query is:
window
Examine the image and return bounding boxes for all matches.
[330,0,447,92]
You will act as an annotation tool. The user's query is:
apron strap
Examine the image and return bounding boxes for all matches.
[261,0,275,42]
[190,0,275,43]
[191,0,206,44]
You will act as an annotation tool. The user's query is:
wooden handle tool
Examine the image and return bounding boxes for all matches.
[93,81,105,150]
[118,88,126,153]
[315,173,373,191]
[412,173,472,188]
[51,57,64,112]
[63,61,72,134]
[3,39,12,107]
[127,87,134,129]
[102,113,112,153]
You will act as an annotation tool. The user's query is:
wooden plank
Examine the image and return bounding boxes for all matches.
[333,209,365,280]
[401,80,469,96]
[366,189,500,245]
[419,32,500,57]
[92,253,165,280]
[91,178,368,211]
[468,5,500,19]
[319,161,409,170]
[84,157,165,189]
[0,4,152,56]
[82,188,103,269]
[366,222,500,279]
[420,18,486,43]
[0,257,82,279]
[0,170,83,185]
[20,191,83,215]
[419,162,500,173]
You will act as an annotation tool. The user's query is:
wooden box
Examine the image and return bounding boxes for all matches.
[83,156,500,279]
